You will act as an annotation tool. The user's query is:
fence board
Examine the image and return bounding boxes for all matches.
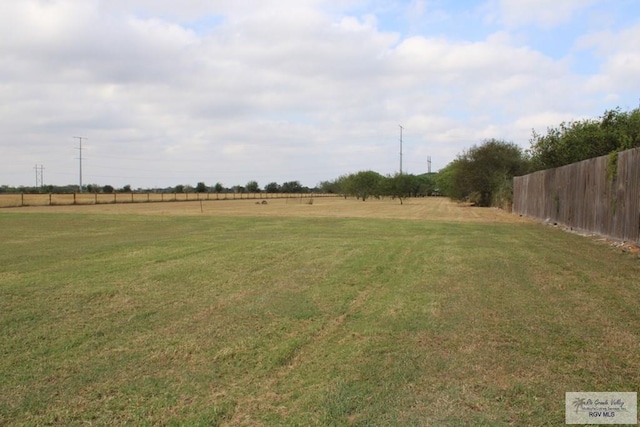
[514,147,640,244]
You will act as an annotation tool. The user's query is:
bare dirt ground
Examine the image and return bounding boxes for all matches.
[0,196,531,223]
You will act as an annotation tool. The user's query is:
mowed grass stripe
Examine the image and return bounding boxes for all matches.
[0,209,639,426]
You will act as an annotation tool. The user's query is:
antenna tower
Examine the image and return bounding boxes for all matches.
[74,136,86,193]
[399,125,404,174]
[34,164,44,188]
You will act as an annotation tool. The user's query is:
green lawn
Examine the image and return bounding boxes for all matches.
[1,211,638,426]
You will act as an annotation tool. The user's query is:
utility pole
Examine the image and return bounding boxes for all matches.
[399,125,404,174]
[74,136,86,193]
[427,156,432,174]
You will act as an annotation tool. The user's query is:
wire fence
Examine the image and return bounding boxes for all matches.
[0,192,335,208]
[513,147,640,244]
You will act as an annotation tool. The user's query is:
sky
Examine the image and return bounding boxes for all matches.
[1,0,639,190]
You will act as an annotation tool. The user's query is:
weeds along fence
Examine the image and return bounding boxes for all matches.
[513,147,640,244]
[0,192,335,208]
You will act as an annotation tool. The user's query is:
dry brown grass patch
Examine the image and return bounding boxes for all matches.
[1,196,530,223]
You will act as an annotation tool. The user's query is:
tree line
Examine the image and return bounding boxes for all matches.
[4,107,638,207]
[435,107,640,208]
[0,180,315,195]
[319,172,438,204]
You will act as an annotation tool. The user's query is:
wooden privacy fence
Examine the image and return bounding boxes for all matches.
[0,192,334,208]
[513,147,640,244]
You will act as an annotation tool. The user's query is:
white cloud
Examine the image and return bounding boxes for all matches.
[578,23,640,103]
[485,0,599,29]
[0,0,638,187]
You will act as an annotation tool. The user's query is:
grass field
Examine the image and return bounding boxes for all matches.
[1,198,638,426]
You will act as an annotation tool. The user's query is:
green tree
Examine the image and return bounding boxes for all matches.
[213,182,224,193]
[435,160,467,200]
[319,179,342,194]
[412,173,436,196]
[528,107,640,171]
[246,180,260,193]
[439,139,529,207]
[345,171,383,201]
[384,173,416,204]
[264,182,280,193]
[195,182,208,193]
[102,185,114,194]
[85,184,100,193]
[333,175,352,197]
[281,181,304,193]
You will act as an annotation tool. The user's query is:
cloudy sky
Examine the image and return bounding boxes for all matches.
[1,0,639,189]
